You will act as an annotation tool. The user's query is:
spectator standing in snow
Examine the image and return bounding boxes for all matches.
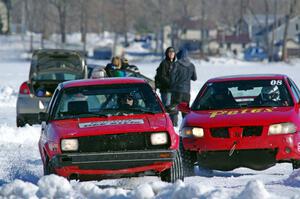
[105,56,125,77]
[168,48,197,127]
[154,47,176,107]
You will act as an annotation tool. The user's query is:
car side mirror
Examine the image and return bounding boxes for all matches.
[177,102,191,113]
[39,112,49,122]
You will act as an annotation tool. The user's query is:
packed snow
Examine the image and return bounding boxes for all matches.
[1,35,300,198]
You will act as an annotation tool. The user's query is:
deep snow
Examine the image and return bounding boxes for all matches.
[1,35,300,198]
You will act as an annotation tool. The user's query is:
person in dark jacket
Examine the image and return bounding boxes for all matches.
[154,47,176,107]
[168,48,197,127]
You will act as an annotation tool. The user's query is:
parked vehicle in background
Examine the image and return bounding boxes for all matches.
[178,74,300,175]
[87,64,107,78]
[16,49,87,127]
[244,47,268,61]
[93,47,112,60]
[38,77,183,182]
[88,63,155,89]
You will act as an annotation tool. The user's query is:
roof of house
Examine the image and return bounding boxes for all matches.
[217,33,251,44]
[175,17,217,30]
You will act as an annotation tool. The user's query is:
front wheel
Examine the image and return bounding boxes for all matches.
[44,157,55,175]
[292,160,300,169]
[161,150,184,183]
[180,139,196,177]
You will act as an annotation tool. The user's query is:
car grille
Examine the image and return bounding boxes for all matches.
[242,126,263,137]
[210,128,230,138]
[210,126,263,138]
[76,132,170,153]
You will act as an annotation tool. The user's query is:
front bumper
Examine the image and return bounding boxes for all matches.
[197,149,277,171]
[17,94,50,114]
[183,132,300,165]
[50,150,175,178]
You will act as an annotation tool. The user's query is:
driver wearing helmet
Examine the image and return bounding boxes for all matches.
[118,93,136,109]
[255,85,282,106]
[261,86,280,102]
[91,66,107,79]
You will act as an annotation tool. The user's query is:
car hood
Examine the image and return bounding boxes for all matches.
[184,107,298,128]
[51,113,168,138]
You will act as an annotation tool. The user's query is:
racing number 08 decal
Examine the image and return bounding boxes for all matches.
[270,80,282,86]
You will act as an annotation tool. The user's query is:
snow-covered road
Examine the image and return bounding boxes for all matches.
[1,59,300,198]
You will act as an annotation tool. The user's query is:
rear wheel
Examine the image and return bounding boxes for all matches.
[16,117,25,127]
[161,150,184,183]
[180,139,196,177]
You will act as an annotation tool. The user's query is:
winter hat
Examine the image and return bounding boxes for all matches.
[176,48,188,60]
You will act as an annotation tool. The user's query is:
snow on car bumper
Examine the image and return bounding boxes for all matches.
[50,150,175,178]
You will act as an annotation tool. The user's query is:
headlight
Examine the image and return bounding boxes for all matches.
[181,127,204,137]
[61,139,79,151]
[268,123,296,135]
[150,132,168,145]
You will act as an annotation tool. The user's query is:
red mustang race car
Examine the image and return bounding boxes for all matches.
[38,77,183,182]
[178,74,300,175]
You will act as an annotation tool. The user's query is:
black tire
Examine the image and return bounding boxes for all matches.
[179,139,196,177]
[44,157,55,175]
[16,117,25,127]
[161,150,184,183]
[292,160,300,169]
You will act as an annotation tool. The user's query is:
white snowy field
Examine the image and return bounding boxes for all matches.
[1,58,300,198]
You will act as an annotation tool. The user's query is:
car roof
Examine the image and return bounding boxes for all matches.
[33,49,83,57]
[207,74,288,83]
[62,77,147,88]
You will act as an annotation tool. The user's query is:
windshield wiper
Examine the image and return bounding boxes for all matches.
[129,108,157,114]
[78,113,109,118]
[58,111,108,119]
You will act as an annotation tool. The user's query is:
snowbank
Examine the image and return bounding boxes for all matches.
[0,86,17,107]
[0,176,279,199]
[284,169,300,187]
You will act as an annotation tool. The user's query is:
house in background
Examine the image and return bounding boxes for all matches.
[164,17,218,53]
[255,15,300,46]
[217,31,251,53]
[235,15,281,41]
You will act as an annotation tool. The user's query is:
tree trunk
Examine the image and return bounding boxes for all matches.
[122,0,128,47]
[80,0,87,53]
[57,0,67,44]
[270,0,277,62]
[264,0,269,61]
[282,0,297,61]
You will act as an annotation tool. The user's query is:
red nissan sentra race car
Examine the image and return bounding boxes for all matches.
[178,74,300,174]
[38,77,183,182]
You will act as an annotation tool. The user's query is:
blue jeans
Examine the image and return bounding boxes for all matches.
[160,92,171,107]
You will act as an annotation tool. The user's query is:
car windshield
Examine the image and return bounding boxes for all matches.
[37,54,82,70]
[34,72,80,81]
[192,79,293,110]
[53,83,162,120]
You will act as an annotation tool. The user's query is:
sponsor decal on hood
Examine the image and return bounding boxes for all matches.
[79,119,144,128]
[209,108,275,118]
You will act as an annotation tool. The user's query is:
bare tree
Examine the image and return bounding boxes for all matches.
[48,0,68,43]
